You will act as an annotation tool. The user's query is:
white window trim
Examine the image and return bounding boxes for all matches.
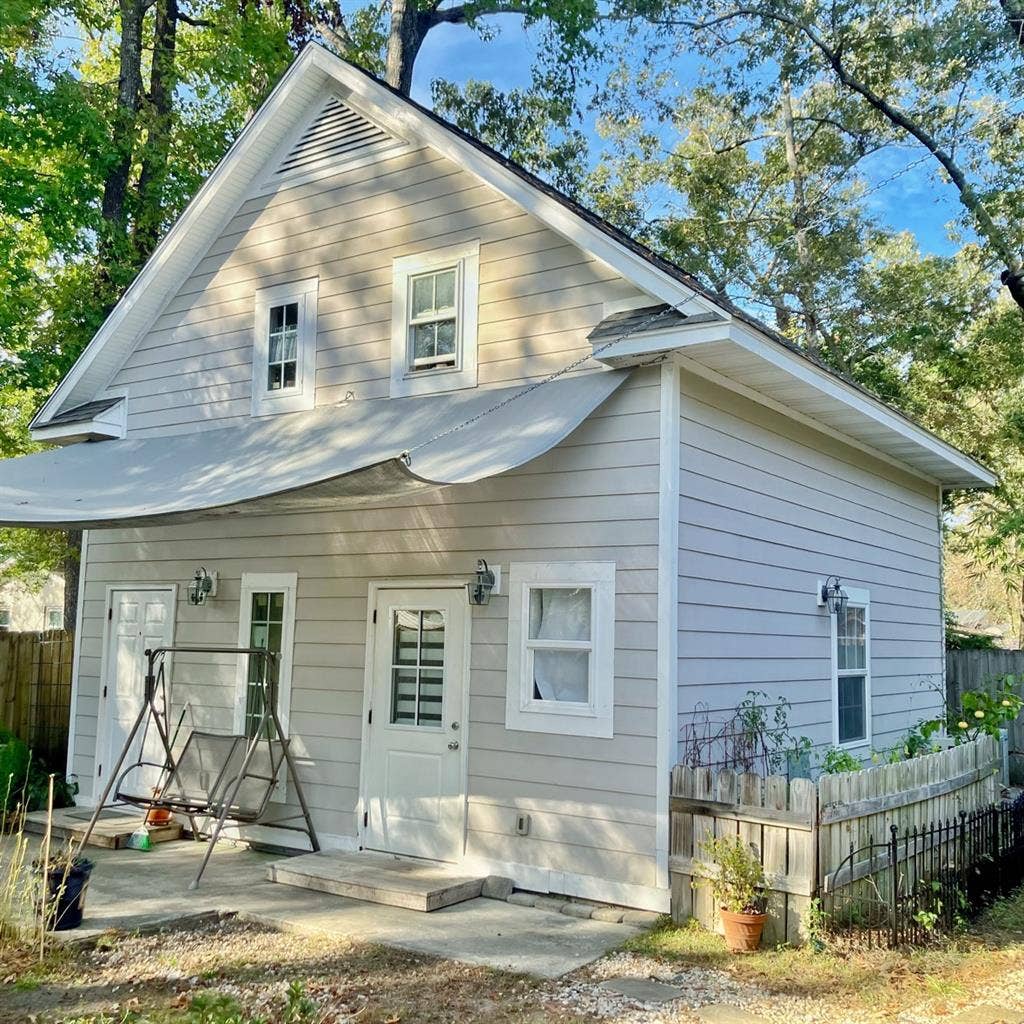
[235,572,298,801]
[390,241,479,398]
[252,277,318,416]
[506,561,615,739]
[831,586,871,749]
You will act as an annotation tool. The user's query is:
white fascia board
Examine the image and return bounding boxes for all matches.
[593,319,733,365]
[33,47,327,428]
[31,400,126,445]
[725,322,996,489]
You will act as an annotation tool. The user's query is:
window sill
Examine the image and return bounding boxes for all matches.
[506,705,613,739]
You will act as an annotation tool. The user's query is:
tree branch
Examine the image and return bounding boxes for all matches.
[671,5,1024,305]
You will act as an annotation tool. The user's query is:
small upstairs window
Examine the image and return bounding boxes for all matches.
[409,268,457,371]
[391,242,479,397]
[267,302,299,391]
[252,278,318,416]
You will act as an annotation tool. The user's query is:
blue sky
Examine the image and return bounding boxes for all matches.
[412,16,965,257]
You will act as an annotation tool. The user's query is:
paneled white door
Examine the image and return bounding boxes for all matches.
[363,588,468,862]
[97,587,175,798]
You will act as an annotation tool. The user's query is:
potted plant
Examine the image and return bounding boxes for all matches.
[34,845,94,931]
[696,834,768,952]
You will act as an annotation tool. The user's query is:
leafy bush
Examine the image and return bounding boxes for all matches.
[695,834,767,915]
[820,747,862,774]
[0,730,76,815]
[923,676,1024,745]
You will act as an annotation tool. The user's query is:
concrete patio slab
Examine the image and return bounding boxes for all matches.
[9,836,639,978]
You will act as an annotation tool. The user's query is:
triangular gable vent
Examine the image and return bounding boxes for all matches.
[274,95,400,178]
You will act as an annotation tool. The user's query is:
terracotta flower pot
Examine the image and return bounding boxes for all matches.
[146,807,172,826]
[719,908,767,952]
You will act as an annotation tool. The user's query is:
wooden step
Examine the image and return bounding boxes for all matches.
[267,850,485,911]
[23,807,183,849]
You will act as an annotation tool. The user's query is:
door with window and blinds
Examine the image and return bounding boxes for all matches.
[363,588,468,862]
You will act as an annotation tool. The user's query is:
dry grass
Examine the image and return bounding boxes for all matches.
[624,886,1024,1014]
[0,787,43,959]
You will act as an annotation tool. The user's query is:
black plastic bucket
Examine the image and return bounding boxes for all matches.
[37,858,94,931]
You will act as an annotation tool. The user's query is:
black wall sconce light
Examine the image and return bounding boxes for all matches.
[819,575,848,617]
[467,559,499,606]
[187,566,218,606]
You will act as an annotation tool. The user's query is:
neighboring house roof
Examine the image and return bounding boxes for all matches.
[26,43,995,490]
[587,305,724,341]
[0,372,625,528]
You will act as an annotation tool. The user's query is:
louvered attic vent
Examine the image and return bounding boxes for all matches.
[275,96,396,177]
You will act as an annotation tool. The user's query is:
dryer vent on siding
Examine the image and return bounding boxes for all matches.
[276,96,396,177]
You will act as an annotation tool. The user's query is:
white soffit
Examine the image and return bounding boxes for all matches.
[3,372,626,529]
[677,324,992,489]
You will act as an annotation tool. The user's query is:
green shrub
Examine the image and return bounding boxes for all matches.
[695,834,767,914]
[0,733,30,814]
[820,747,862,774]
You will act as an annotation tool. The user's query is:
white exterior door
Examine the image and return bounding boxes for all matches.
[97,587,175,797]
[363,588,468,862]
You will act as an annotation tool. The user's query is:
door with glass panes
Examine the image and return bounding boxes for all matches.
[363,588,468,861]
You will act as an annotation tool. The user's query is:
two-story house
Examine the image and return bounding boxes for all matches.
[0,44,992,912]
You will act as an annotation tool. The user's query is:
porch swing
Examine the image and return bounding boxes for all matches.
[75,645,320,889]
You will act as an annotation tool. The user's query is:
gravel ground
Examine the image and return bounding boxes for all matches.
[5,916,1024,1023]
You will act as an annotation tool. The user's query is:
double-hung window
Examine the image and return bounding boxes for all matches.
[252,278,318,416]
[0,607,10,630]
[390,242,479,397]
[833,588,871,747]
[506,562,615,739]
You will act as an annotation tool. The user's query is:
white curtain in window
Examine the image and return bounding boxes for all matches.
[529,587,591,703]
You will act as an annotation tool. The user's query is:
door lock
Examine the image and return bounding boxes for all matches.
[451,721,460,730]
[447,740,460,750]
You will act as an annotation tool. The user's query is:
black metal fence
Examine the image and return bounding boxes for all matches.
[822,793,1024,948]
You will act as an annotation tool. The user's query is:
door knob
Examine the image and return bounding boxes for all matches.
[447,740,460,750]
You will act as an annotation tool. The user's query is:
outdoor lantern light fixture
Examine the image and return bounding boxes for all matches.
[820,575,848,617]
[187,566,218,606]
[467,559,497,606]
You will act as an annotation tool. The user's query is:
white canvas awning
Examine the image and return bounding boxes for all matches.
[0,371,627,529]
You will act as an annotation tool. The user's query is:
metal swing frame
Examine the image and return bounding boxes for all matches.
[75,644,320,889]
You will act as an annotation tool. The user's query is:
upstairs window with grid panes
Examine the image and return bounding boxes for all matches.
[408,268,458,372]
[267,302,299,392]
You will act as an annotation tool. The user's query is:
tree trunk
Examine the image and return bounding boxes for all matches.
[134,0,179,259]
[63,530,81,634]
[780,80,823,354]
[100,0,145,239]
[385,0,427,96]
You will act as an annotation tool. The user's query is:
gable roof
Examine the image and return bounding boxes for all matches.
[29,43,995,489]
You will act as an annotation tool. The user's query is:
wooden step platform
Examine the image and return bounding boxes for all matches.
[24,807,183,849]
[267,850,486,912]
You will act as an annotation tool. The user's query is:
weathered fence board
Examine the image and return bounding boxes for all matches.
[947,648,1024,782]
[0,630,74,770]
[669,735,1001,946]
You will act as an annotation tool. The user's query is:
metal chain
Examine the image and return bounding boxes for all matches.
[403,289,699,465]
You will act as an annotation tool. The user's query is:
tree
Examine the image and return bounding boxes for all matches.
[621,0,1024,313]
[321,1,602,97]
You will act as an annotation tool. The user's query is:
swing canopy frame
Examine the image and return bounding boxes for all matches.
[75,644,320,888]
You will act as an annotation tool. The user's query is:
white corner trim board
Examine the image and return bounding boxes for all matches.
[655,360,681,891]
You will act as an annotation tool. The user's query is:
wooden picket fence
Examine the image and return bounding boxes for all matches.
[669,735,1001,945]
